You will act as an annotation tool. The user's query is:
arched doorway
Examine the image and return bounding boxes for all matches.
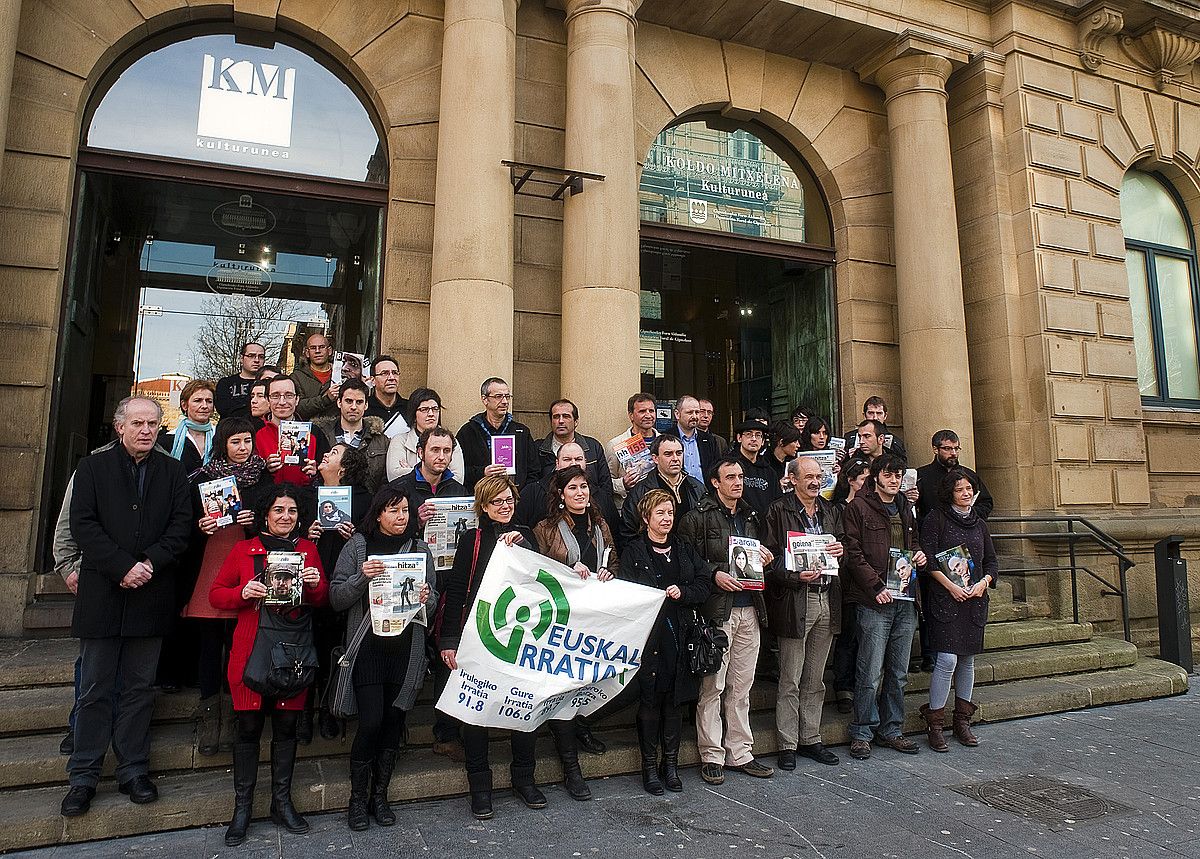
[43,27,388,562]
[637,116,837,437]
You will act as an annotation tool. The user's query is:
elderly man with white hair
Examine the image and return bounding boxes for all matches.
[60,396,193,818]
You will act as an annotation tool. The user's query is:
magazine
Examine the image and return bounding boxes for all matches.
[798,449,838,499]
[198,476,240,528]
[900,468,918,492]
[728,536,765,591]
[827,436,846,452]
[380,411,410,440]
[424,497,477,571]
[612,433,653,481]
[317,486,353,530]
[278,420,312,465]
[260,551,305,608]
[886,548,917,601]
[491,434,517,475]
[367,553,428,637]
[785,532,839,577]
[332,351,367,385]
[935,545,974,589]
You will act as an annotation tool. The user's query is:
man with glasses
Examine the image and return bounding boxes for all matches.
[255,376,329,486]
[456,377,538,492]
[214,342,266,419]
[365,355,409,434]
[697,398,728,457]
[294,332,340,420]
[916,430,993,526]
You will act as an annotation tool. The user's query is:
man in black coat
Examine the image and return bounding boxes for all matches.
[62,397,192,817]
[455,377,538,492]
[915,429,994,526]
[661,395,720,484]
[214,341,266,418]
[533,398,612,489]
[620,435,708,547]
[842,396,907,462]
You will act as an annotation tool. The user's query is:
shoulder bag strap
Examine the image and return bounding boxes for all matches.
[458,529,484,630]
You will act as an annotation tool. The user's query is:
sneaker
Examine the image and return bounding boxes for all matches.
[849,740,871,760]
[729,759,774,779]
[877,734,920,755]
[700,763,724,785]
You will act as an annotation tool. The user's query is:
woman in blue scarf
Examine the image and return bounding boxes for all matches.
[159,379,218,472]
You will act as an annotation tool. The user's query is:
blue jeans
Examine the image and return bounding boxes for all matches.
[850,600,917,742]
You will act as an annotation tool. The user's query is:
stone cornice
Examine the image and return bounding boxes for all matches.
[856,29,973,87]
[1120,22,1200,89]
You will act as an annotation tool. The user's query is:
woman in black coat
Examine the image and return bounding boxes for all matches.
[918,468,998,753]
[619,489,713,796]
[437,474,537,821]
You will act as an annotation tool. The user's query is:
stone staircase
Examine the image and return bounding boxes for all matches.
[0,580,1187,852]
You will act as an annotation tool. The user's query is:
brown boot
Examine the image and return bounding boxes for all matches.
[953,698,979,747]
[920,704,948,753]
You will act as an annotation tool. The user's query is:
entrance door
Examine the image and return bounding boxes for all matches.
[42,165,383,565]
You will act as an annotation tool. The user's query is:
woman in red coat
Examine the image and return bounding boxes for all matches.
[210,484,328,847]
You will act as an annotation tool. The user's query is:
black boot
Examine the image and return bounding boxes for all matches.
[551,722,591,801]
[370,750,397,825]
[347,759,371,832]
[468,770,493,820]
[224,741,258,847]
[269,740,309,834]
[659,711,683,792]
[637,713,664,796]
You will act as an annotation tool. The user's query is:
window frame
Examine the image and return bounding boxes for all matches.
[1123,172,1200,408]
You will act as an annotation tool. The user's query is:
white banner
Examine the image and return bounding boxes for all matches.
[436,542,664,731]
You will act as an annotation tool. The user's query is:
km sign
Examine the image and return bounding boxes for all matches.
[198,54,296,147]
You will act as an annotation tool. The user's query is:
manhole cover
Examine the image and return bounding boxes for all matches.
[952,775,1133,826]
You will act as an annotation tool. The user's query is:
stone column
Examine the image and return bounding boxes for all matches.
[868,50,977,466]
[428,0,519,427]
[560,0,642,443]
[0,0,23,188]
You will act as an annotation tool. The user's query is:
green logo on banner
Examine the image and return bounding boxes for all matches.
[476,569,570,664]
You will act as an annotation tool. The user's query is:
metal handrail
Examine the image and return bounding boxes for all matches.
[989,515,1132,642]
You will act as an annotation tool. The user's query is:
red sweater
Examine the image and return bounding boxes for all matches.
[209,536,327,712]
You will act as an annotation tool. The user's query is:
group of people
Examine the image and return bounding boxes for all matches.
[54,332,998,843]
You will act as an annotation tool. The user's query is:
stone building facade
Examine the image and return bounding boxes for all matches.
[0,0,1197,651]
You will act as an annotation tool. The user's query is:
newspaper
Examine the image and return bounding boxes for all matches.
[728,536,765,591]
[198,476,240,528]
[260,551,305,608]
[798,449,838,499]
[900,468,918,492]
[785,532,839,577]
[367,553,428,636]
[424,496,477,571]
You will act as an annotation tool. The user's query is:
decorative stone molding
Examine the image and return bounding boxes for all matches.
[1076,4,1124,72]
[1120,24,1200,91]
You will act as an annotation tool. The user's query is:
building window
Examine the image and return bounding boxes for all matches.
[1121,171,1200,403]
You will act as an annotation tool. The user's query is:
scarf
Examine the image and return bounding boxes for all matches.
[171,419,214,464]
[557,516,605,568]
[197,454,268,488]
[366,533,414,556]
[259,532,300,552]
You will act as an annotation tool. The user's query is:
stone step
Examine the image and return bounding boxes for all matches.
[0,658,1185,853]
[21,599,75,636]
[0,686,200,737]
[35,573,71,598]
[0,636,1141,788]
[982,618,1091,650]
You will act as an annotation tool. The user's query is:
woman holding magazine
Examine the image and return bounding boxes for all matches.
[618,490,713,796]
[917,468,998,753]
[304,442,372,741]
[329,484,436,831]
[438,474,537,820]
[533,465,619,802]
[209,485,327,846]
[184,417,271,757]
[384,387,466,481]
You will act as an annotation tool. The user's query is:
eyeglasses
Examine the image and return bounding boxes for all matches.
[268,392,298,401]
[487,393,513,401]
[488,496,516,507]
[938,445,961,453]
[374,369,400,377]
[243,352,266,360]
[307,344,331,352]
[416,405,440,414]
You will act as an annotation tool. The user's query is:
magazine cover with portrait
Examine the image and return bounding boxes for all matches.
[259,551,305,608]
[198,476,240,528]
[317,485,353,530]
[886,548,917,601]
[785,532,839,577]
[332,351,368,386]
[278,420,312,465]
[935,545,974,589]
[728,536,765,591]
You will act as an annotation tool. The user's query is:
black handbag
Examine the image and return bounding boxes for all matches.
[243,605,319,700]
[684,608,728,676]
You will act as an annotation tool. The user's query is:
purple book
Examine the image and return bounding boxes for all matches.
[492,435,517,475]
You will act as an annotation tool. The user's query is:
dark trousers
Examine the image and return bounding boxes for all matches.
[350,683,405,761]
[196,619,234,700]
[69,636,162,787]
[831,602,859,696]
[462,724,538,787]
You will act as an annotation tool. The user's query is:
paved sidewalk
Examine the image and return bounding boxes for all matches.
[14,686,1200,859]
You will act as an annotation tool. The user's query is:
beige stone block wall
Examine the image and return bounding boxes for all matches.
[633,24,896,437]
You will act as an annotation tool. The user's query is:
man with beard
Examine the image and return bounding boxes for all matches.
[916,430,993,525]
